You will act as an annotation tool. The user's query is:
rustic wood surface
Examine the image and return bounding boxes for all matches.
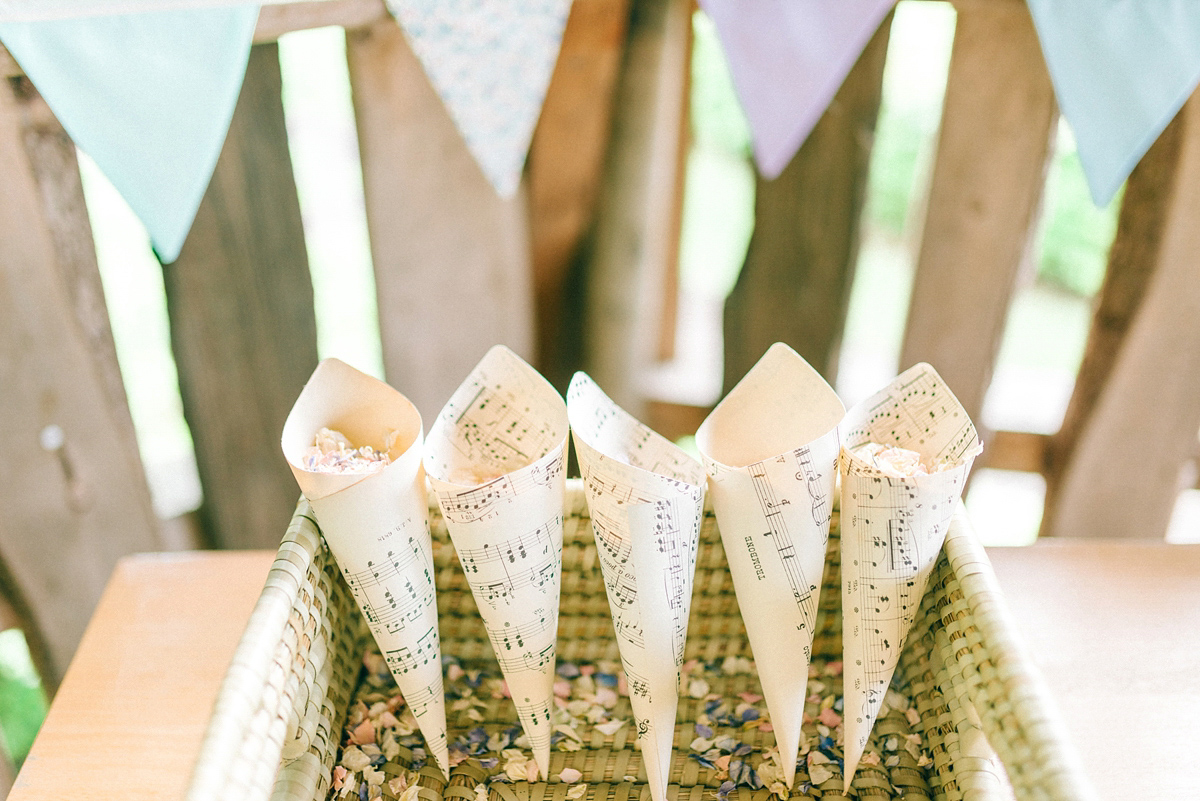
[721,16,891,392]
[899,2,1057,427]
[0,77,161,690]
[8,542,1195,800]
[583,0,692,415]
[988,541,1200,799]
[1042,93,1200,540]
[528,0,631,384]
[163,44,319,550]
[7,551,274,801]
[346,20,535,423]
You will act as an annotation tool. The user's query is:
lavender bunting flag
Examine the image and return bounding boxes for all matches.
[698,0,895,180]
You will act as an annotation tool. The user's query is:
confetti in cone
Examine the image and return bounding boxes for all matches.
[838,363,982,791]
[282,358,449,775]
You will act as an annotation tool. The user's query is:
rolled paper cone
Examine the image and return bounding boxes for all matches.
[694,343,844,789]
[424,345,568,779]
[567,372,705,801]
[837,362,982,792]
[281,358,449,775]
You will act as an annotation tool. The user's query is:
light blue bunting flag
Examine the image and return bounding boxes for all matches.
[0,4,259,262]
[1026,0,1200,206]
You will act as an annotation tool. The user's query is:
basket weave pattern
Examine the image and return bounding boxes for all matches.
[187,481,1088,801]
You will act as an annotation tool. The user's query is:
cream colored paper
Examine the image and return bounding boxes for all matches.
[694,343,844,789]
[424,346,567,779]
[566,372,704,801]
[282,358,449,775]
[838,362,982,791]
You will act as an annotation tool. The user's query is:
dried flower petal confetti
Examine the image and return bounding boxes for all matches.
[559,768,583,783]
[566,784,588,800]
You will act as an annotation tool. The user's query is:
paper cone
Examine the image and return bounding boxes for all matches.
[566,373,705,801]
[694,343,845,789]
[838,363,982,791]
[282,358,449,775]
[424,346,568,778]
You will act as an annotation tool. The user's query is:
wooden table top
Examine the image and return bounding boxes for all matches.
[7,541,1198,801]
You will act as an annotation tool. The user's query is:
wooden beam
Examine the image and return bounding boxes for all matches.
[979,430,1050,475]
[253,0,387,42]
[721,16,892,392]
[0,76,162,689]
[527,0,631,385]
[1043,93,1200,539]
[346,20,535,423]
[582,0,692,415]
[162,44,319,549]
[899,2,1057,424]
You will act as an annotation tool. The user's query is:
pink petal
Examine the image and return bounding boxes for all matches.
[559,768,583,784]
[818,708,842,727]
[737,693,763,704]
[554,680,572,698]
[332,766,348,791]
[349,720,376,745]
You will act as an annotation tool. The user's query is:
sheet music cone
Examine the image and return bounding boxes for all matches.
[567,373,705,801]
[425,346,568,779]
[282,359,449,775]
[695,343,844,789]
[838,363,982,792]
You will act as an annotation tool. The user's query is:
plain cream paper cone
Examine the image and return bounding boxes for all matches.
[425,345,567,778]
[567,373,704,801]
[838,362,981,792]
[695,343,845,789]
[282,358,449,775]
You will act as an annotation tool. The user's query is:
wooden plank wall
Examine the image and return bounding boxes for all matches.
[900,1,1057,427]
[346,19,535,424]
[0,77,161,688]
[583,0,692,416]
[163,44,320,550]
[1043,93,1200,539]
[721,16,892,391]
[528,0,632,387]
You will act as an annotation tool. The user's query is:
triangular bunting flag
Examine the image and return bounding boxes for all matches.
[0,4,259,262]
[386,0,572,197]
[699,0,895,179]
[1026,0,1200,206]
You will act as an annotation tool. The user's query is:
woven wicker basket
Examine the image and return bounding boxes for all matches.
[186,480,1091,801]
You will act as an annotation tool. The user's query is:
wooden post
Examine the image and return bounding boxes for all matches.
[528,0,632,385]
[721,16,892,393]
[163,44,319,549]
[0,77,162,688]
[899,3,1057,425]
[583,0,692,415]
[346,20,535,423]
[1043,94,1200,539]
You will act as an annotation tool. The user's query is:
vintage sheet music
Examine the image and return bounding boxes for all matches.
[838,363,982,790]
[694,343,845,789]
[567,372,705,801]
[424,346,568,778]
[282,358,449,775]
